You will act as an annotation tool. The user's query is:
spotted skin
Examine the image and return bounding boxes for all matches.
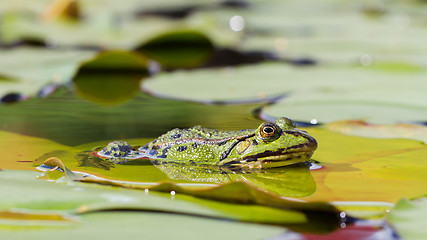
[96,117,317,169]
[138,117,318,168]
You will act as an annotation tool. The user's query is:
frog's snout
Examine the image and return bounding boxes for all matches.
[286,130,318,151]
[306,137,318,151]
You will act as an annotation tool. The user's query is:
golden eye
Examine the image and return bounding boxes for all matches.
[260,123,278,139]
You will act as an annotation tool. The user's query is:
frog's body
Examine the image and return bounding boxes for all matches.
[97,117,317,169]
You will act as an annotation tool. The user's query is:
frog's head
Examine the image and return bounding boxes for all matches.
[226,117,318,168]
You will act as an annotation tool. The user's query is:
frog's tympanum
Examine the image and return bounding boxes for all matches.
[96,117,317,169]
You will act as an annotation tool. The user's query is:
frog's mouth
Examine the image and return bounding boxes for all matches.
[221,140,317,169]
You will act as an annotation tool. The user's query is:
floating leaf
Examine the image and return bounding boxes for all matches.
[0,210,75,228]
[135,30,214,68]
[0,130,71,171]
[367,62,424,73]
[40,157,342,232]
[73,51,149,105]
[387,197,427,240]
[303,127,427,203]
[241,0,427,66]
[262,98,427,124]
[324,120,427,144]
[0,169,342,233]
[142,63,427,112]
[0,47,95,97]
[142,63,293,103]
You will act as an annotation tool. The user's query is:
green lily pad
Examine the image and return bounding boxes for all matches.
[155,162,316,197]
[0,89,265,146]
[0,169,341,232]
[241,0,427,66]
[387,197,427,240]
[0,6,176,49]
[0,3,235,52]
[303,127,427,203]
[0,47,95,97]
[0,130,71,171]
[76,51,148,71]
[262,98,427,124]
[142,63,427,114]
[142,63,296,103]
[73,51,149,105]
[324,120,427,144]
[0,211,286,240]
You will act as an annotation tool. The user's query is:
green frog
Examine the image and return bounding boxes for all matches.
[97,117,317,169]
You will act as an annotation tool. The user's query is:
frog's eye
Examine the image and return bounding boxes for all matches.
[259,123,280,141]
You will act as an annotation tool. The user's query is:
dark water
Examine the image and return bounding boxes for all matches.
[0,86,265,146]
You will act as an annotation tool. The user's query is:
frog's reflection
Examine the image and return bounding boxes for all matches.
[70,149,316,197]
[153,160,316,198]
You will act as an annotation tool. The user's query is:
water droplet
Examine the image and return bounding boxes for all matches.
[360,54,373,67]
[229,15,245,32]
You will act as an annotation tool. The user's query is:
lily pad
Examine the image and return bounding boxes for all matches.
[0,211,286,240]
[324,120,427,144]
[142,63,427,112]
[0,169,341,232]
[73,51,149,105]
[142,63,295,103]
[0,130,71,171]
[303,127,427,203]
[387,197,427,240]
[0,47,95,97]
[155,162,316,197]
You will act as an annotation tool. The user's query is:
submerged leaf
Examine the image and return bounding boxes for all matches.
[73,51,149,105]
[135,30,214,68]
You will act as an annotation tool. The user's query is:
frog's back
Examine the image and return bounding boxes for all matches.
[141,126,254,163]
[154,125,253,143]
